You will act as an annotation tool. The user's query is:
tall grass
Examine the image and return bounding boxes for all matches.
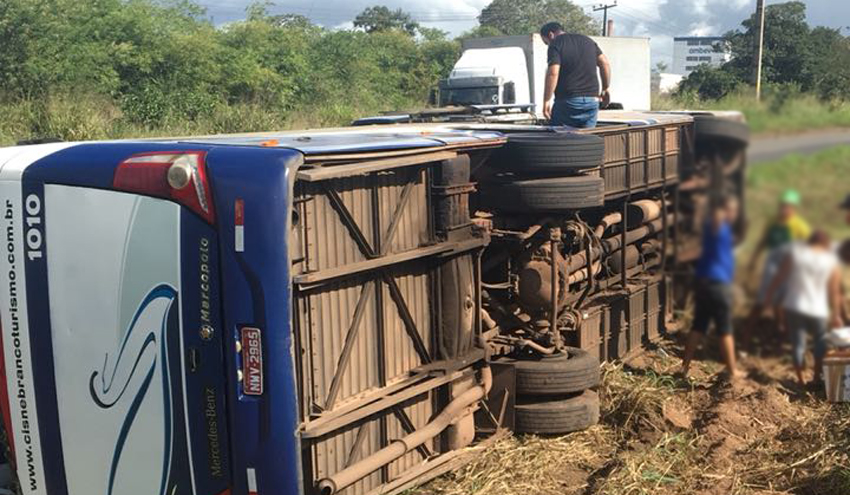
[5,87,850,146]
[0,92,420,146]
[653,90,850,135]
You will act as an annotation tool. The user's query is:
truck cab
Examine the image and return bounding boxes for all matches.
[438,47,530,107]
[435,34,651,119]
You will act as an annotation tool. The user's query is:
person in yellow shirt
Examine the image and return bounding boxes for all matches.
[744,190,811,348]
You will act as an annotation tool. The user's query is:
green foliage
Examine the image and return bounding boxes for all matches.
[8,0,846,147]
[478,0,598,36]
[0,0,461,144]
[809,29,850,101]
[654,88,850,135]
[724,1,813,85]
[680,1,850,103]
[676,66,742,100]
[458,25,504,41]
[354,5,419,36]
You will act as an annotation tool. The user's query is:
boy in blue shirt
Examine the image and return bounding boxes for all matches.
[681,195,743,379]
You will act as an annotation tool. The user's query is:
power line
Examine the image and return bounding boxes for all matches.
[593,2,618,36]
[615,7,681,37]
[614,12,674,36]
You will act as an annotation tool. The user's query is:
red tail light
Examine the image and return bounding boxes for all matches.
[114,151,216,224]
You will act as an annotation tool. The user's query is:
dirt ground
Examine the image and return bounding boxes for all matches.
[418,317,850,495]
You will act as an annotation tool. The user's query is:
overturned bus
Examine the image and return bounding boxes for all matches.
[0,109,748,495]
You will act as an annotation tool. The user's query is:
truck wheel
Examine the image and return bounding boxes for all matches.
[495,132,604,172]
[499,347,600,396]
[479,175,604,212]
[694,116,750,146]
[514,390,600,435]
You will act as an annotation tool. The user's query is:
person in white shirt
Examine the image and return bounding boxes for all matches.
[765,230,843,386]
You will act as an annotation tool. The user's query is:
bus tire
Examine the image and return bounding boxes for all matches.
[514,390,600,435]
[694,116,750,146]
[495,132,605,172]
[479,175,604,212]
[499,348,600,396]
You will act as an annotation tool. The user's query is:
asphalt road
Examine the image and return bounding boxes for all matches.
[748,128,850,163]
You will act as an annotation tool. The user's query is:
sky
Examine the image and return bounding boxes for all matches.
[196,0,849,65]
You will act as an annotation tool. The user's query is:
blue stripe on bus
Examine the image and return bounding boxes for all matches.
[20,179,70,495]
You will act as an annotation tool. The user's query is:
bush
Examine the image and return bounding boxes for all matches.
[676,66,744,101]
[0,93,123,144]
[653,88,850,135]
[0,0,459,143]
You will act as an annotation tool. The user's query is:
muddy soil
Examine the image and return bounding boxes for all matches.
[421,317,850,495]
[588,316,849,495]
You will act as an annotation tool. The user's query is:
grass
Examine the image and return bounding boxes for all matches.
[0,92,419,147]
[418,347,850,495]
[4,87,849,146]
[653,92,850,135]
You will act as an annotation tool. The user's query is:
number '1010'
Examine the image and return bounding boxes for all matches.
[25,194,43,261]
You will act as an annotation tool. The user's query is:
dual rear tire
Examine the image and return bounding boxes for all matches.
[483,132,605,434]
[496,348,601,435]
[479,132,606,213]
[515,390,600,435]
[493,132,605,172]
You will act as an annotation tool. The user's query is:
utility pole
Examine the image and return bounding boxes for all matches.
[594,2,618,37]
[753,0,766,101]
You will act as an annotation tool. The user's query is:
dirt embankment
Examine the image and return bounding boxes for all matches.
[421,323,850,495]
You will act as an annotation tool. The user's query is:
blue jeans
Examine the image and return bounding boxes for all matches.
[551,96,600,128]
[785,309,828,368]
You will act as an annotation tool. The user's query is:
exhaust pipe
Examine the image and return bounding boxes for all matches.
[317,367,492,495]
[594,212,622,238]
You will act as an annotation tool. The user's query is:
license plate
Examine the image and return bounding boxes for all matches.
[241,327,263,396]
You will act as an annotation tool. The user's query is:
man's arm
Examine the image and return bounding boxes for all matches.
[543,64,560,119]
[597,53,611,107]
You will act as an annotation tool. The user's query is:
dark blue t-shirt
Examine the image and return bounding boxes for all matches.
[696,220,735,283]
[547,34,602,99]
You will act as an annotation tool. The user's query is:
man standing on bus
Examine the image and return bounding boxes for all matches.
[540,22,612,128]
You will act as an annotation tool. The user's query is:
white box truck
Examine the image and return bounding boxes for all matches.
[439,34,651,117]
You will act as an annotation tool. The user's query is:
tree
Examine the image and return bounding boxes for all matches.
[806,26,850,100]
[724,1,814,88]
[353,6,419,36]
[418,26,448,43]
[677,1,850,101]
[676,66,742,100]
[458,25,504,41]
[246,0,273,22]
[721,1,850,99]
[478,0,597,36]
[653,62,668,74]
[272,13,314,29]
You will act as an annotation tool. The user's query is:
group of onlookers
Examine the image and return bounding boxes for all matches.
[681,191,850,388]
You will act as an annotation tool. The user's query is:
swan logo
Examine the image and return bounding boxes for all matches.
[88,284,178,495]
